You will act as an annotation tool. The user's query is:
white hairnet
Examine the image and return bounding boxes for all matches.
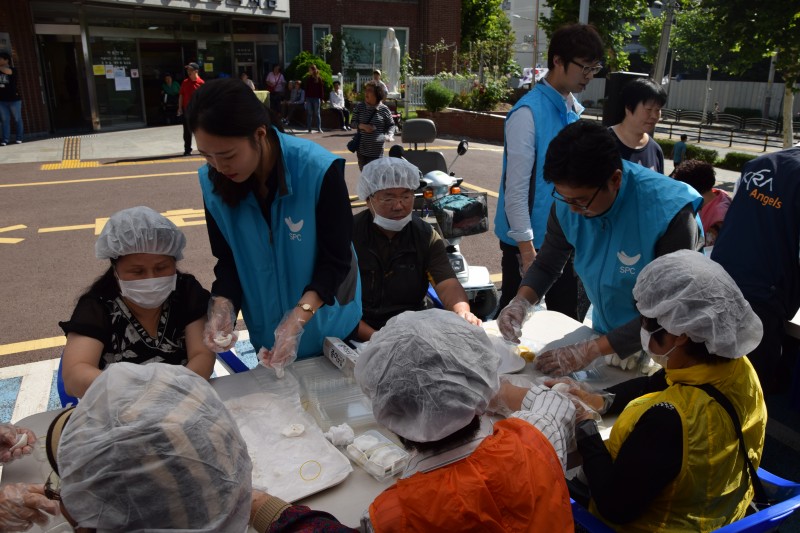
[355,309,500,442]
[357,157,422,200]
[96,206,186,260]
[633,250,762,359]
[58,363,252,532]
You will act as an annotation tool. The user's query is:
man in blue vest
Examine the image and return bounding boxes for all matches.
[712,145,800,393]
[497,121,703,376]
[494,24,604,320]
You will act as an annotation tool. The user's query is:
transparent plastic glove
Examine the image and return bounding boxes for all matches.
[0,483,60,532]
[543,377,615,415]
[604,352,639,371]
[0,424,35,464]
[258,312,305,378]
[497,295,535,343]
[535,338,603,377]
[203,296,239,353]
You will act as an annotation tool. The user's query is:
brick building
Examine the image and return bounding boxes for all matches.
[0,0,459,137]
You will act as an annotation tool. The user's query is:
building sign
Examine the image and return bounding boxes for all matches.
[106,0,289,18]
[234,42,255,63]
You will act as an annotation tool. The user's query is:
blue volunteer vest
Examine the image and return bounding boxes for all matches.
[712,147,800,318]
[494,82,583,249]
[557,161,702,333]
[200,129,362,358]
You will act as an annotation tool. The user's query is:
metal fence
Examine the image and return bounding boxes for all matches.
[403,76,475,111]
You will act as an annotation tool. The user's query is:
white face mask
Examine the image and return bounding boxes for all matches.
[369,197,413,232]
[118,274,177,309]
[640,326,678,368]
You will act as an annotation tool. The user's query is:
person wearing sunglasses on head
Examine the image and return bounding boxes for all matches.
[497,121,704,377]
[494,23,604,323]
[352,157,480,341]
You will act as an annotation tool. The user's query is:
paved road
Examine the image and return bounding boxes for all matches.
[0,123,773,368]
[0,125,508,368]
[2,125,799,529]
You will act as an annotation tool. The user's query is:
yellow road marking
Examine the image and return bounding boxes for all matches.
[1,170,196,189]
[38,224,94,234]
[0,336,66,356]
[461,181,499,198]
[0,224,27,244]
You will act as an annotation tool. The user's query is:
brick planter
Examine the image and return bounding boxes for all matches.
[415,108,505,143]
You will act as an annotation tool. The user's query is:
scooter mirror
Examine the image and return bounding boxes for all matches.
[457,140,469,156]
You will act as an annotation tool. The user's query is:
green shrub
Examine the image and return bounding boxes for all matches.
[655,138,717,164]
[423,82,454,113]
[469,78,512,112]
[656,138,677,157]
[451,91,472,110]
[285,52,334,94]
[717,152,758,172]
[686,144,718,164]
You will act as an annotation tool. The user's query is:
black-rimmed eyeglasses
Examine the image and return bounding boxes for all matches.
[44,470,61,501]
[551,185,604,211]
[570,60,603,76]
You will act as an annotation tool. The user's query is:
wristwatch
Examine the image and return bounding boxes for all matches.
[296,303,315,315]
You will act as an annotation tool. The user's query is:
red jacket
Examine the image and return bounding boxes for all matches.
[369,418,573,532]
[179,76,204,110]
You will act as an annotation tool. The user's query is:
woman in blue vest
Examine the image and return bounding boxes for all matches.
[187,78,361,376]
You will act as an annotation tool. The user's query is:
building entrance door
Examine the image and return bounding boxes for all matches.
[139,40,192,126]
[38,34,91,134]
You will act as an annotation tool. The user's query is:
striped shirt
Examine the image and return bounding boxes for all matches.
[351,102,395,158]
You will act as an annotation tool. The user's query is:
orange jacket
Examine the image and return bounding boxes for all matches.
[368,418,573,532]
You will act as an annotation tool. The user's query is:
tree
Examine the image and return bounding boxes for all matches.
[540,0,650,71]
[461,0,515,73]
[702,0,800,147]
[639,2,729,118]
[638,3,724,72]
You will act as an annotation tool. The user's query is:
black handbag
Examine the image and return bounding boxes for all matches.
[347,107,377,153]
[346,131,361,153]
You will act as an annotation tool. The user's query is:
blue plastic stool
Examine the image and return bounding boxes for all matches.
[217,349,249,374]
[570,469,800,533]
[56,357,79,408]
[426,284,444,309]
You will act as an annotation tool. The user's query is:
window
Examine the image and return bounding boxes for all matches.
[284,24,301,66]
[313,25,331,59]
[340,26,408,70]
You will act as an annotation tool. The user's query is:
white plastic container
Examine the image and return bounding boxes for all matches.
[345,430,410,481]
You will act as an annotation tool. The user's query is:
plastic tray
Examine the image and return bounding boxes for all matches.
[291,357,376,431]
[345,430,410,481]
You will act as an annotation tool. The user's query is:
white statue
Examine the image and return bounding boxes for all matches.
[381,28,401,96]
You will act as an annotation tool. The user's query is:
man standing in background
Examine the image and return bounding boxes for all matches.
[494,24,604,320]
[177,62,204,156]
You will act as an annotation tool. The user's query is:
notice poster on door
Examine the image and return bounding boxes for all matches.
[115,77,132,91]
[93,65,106,76]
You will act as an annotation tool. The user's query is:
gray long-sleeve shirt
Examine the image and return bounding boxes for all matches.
[521,203,702,356]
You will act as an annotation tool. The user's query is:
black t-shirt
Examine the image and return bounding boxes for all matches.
[59,273,210,369]
[609,128,665,174]
[0,67,20,102]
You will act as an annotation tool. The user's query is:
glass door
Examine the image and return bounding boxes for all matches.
[89,37,144,128]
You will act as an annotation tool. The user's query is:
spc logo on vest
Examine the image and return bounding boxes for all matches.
[617,250,641,275]
[285,217,304,241]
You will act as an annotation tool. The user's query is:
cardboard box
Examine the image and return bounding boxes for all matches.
[323,337,359,377]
